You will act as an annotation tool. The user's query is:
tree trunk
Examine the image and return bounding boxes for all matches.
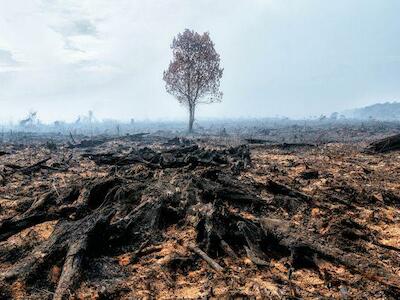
[188,105,195,133]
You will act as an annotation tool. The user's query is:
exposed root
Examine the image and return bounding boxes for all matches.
[188,244,223,273]
[260,217,400,290]
[1,140,399,299]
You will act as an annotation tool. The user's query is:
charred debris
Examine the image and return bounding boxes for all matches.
[0,128,399,299]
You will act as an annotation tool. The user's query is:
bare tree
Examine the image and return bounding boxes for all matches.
[163,29,223,133]
[19,111,38,128]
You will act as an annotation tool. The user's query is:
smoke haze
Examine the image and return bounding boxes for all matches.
[0,0,399,122]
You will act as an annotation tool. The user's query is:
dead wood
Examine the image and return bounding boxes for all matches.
[5,157,51,175]
[260,218,400,290]
[245,138,271,144]
[188,244,223,273]
[0,133,399,299]
[69,132,76,144]
[128,239,151,264]
[84,145,250,172]
[0,188,80,241]
[300,169,319,179]
[53,237,88,300]
[119,132,150,141]
[237,221,269,266]
[366,133,400,153]
[266,179,312,202]
[219,239,238,259]
[67,139,108,149]
[268,142,316,149]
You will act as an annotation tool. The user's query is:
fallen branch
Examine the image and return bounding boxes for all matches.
[220,239,238,259]
[188,244,223,273]
[0,151,10,157]
[266,179,312,202]
[260,218,400,290]
[53,237,88,300]
[4,157,51,175]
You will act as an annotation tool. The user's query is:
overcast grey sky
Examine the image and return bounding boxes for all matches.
[0,0,399,122]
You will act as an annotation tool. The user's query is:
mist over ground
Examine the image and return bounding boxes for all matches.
[1,0,400,123]
[2,3,400,298]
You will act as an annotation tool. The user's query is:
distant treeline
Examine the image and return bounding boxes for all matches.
[344,102,400,121]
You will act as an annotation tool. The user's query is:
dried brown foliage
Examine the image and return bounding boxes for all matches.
[163,29,223,132]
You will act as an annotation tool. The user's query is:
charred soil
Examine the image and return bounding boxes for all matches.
[0,133,399,299]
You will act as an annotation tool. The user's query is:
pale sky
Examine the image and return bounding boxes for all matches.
[0,0,399,122]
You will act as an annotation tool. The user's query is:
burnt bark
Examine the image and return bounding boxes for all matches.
[366,134,400,153]
[1,140,398,298]
[188,105,195,133]
[260,218,400,289]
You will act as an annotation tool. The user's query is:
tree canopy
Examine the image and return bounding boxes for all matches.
[163,29,223,132]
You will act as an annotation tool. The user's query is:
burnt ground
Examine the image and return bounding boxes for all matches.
[0,126,399,299]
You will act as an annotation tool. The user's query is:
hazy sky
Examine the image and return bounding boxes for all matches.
[0,0,399,122]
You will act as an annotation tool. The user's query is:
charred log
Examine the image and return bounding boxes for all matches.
[366,134,400,153]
